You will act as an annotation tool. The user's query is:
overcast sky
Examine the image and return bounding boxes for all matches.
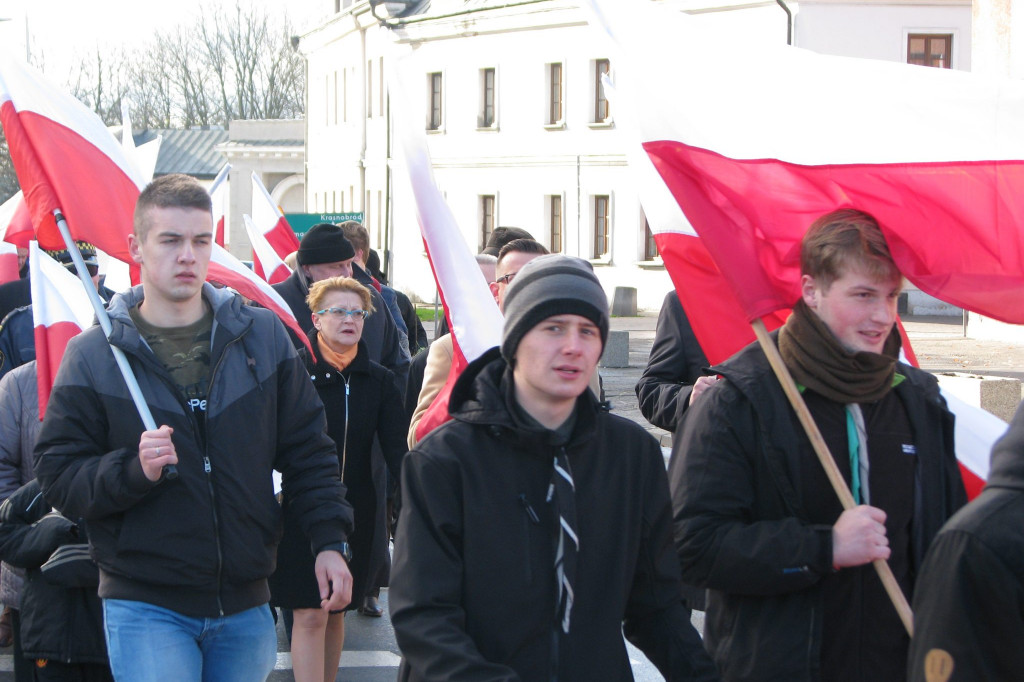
[0,1,323,77]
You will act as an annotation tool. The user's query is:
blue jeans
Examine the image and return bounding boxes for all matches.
[103,599,277,682]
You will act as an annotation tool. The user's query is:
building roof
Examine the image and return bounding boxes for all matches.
[132,128,230,179]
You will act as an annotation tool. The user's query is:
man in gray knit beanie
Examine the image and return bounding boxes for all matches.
[390,254,718,682]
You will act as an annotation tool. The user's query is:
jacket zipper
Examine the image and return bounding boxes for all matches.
[203,332,249,617]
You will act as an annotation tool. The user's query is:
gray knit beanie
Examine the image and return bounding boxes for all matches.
[501,254,609,363]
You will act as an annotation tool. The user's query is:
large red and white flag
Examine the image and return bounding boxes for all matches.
[243,214,292,285]
[207,244,311,355]
[0,54,144,262]
[586,0,1014,496]
[211,164,231,248]
[29,241,92,418]
[251,172,299,260]
[389,55,504,442]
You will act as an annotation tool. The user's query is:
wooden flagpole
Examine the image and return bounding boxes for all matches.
[751,318,913,636]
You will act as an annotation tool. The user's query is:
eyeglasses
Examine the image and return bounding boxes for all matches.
[314,307,368,320]
[495,272,517,286]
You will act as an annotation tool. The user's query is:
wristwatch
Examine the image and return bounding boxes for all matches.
[319,542,352,563]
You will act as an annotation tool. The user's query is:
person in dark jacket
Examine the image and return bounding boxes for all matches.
[32,175,355,682]
[391,254,718,682]
[0,479,112,682]
[270,276,408,682]
[670,209,967,682]
[635,290,712,432]
[907,403,1024,681]
[273,222,409,393]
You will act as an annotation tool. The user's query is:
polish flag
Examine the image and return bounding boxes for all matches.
[389,56,504,442]
[0,54,144,263]
[243,214,292,285]
[0,241,18,284]
[207,244,311,355]
[251,172,299,260]
[0,191,32,250]
[29,241,92,419]
[211,164,231,248]
[586,0,1010,496]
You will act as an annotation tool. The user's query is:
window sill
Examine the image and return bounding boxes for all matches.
[588,256,613,267]
[588,120,614,130]
[476,125,500,132]
[638,259,664,270]
[426,127,445,135]
[543,122,566,131]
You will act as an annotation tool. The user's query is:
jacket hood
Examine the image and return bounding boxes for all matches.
[447,347,600,449]
[985,404,1024,492]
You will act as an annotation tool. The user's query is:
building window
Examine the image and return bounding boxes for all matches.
[481,195,496,249]
[428,72,443,130]
[643,215,658,260]
[549,195,563,253]
[547,62,563,125]
[594,58,610,122]
[908,34,952,69]
[480,68,496,128]
[593,195,610,258]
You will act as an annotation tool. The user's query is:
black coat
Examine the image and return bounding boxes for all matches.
[391,349,718,682]
[909,403,1024,681]
[635,291,709,432]
[273,268,410,395]
[34,284,352,618]
[0,480,107,665]
[271,337,408,608]
[670,335,966,681]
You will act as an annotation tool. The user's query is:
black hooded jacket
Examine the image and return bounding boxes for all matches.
[909,403,1024,681]
[390,349,718,682]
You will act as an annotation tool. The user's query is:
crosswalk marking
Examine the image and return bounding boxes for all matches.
[274,650,400,670]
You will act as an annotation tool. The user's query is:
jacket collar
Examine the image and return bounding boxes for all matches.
[304,330,370,383]
[448,347,600,451]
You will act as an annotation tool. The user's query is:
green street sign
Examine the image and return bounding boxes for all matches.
[284,213,364,239]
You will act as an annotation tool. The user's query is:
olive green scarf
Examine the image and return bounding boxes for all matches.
[778,299,901,404]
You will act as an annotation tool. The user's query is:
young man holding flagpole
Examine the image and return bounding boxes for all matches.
[33,174,354,682]
[670,209,967,681]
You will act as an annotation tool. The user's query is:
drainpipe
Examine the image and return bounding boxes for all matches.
[776,0,793,46]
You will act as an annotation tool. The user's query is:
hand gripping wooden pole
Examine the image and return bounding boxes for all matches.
[751,318,913,636]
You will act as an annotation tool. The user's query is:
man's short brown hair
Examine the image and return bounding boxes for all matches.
[801,209,900,290]
[497,238,549,266]
[339,221,370,263]
[134,174,213,239]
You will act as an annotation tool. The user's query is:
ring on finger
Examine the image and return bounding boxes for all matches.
[156,446,162,456]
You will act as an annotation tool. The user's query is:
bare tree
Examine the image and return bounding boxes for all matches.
[64,3,304,129]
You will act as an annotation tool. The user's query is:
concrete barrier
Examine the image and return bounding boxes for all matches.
[936,372,1022,423]
[611,287,637,317]
[600,330,629,368]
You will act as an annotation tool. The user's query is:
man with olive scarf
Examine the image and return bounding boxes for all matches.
[669,209,966,682]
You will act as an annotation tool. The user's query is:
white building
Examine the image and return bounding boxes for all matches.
[300,0,972,310]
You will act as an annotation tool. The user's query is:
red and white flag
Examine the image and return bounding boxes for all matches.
[207,244,311,355]
[0,241,18,284]
[0,54,144,262]
[586,0,1015,496]
[243,214,292,285]
[211,164,231,248]
[389,56,504,442]
[29,241,92,418]
[251,172,299,260]
[0,191,32,251]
